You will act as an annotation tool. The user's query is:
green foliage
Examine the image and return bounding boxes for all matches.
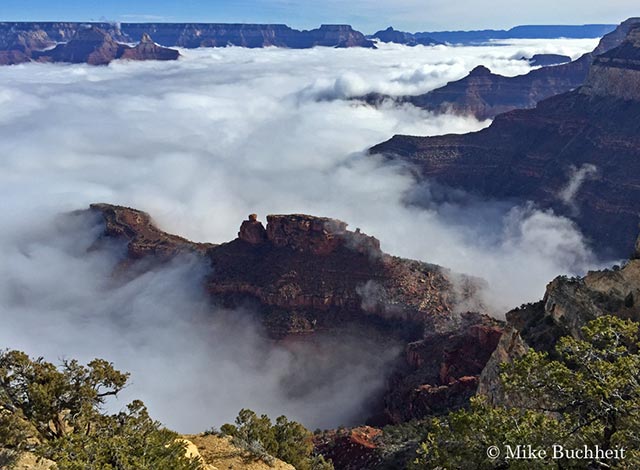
[273,415,315,469]
[376,420,431,469]
[0,350,129,441]
[222,408,333,470]
[413,316,640,469]
[309,453,335,470]
[413,396,568,469]
[45,400,201,470]
[0,349,202,470]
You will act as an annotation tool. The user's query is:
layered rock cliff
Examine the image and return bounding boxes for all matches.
[383,312,502,423]
[0,29,52,65]
[581,25,640,101]
[0,22,374,61]
[407,58,591,120]
[414,24,616,45]
[88,204,502,423]
[0,26,180,65]
[371,24,640,258]
[363,18,640,120]
[121,23,375,49]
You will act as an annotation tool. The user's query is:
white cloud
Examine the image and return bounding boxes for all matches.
[0,39,606,432]
[558,163,599,214]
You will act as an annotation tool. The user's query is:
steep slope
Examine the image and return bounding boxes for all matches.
[371,24,640,258]
[88,204,502,423]
[479,233,640,405]
[368,18,639,120]
[407,57,591,120]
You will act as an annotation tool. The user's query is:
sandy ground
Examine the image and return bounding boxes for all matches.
[183,434,295,470]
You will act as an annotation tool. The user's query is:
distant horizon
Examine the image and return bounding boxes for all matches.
[1,0,637,33]
[0,19,621,35]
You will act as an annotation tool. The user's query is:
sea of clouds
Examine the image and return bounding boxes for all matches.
[0,38,605,431]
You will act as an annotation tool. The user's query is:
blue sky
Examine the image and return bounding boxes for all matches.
[1,0,638,33]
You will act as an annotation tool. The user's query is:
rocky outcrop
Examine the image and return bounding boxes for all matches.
[120,33,180,61]
[205,212,465,336]
[263,214,381,256]
[593,17,640,54]
[0,30,53,65]
[183,434,294,470]
[479,234,640,405]
[89,203,214,259]
[362,18,639,120]
[371,24,640,258]
[238,214,268,245]
[369,27,441,46]
[581,25,640,101]
[88,204,502,422]
[477,326,528,404]
[383,312,502,422]
[314,426,384,470]
[34,27,179,65]
[308,25,375,48]
[89,204,486,333]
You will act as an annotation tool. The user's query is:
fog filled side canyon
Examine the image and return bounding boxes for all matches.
[0,37,608,433]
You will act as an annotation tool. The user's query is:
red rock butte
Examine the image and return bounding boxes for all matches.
[86,202,502,424]
[239,213,381,256]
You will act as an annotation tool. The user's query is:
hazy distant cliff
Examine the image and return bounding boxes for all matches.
[360,18,640,120]
[0,22,375,54]
[121,23,375,48]
[371,23,640,258]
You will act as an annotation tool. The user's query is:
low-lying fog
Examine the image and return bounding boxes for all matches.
[0,38,605,431]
